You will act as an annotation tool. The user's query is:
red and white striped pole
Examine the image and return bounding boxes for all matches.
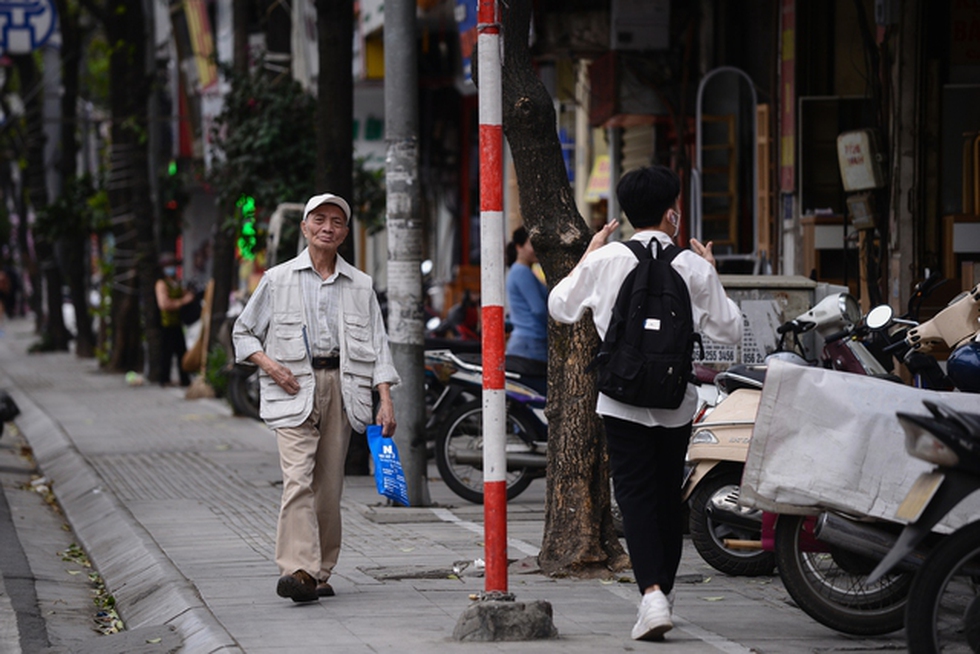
[477,0,507,594]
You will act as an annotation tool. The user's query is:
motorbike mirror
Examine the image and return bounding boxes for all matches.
[866,305,894,330]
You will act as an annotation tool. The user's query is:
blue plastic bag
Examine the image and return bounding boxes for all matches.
[366,425,410,506]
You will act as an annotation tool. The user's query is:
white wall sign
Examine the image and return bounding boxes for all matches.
[0,0,57,54]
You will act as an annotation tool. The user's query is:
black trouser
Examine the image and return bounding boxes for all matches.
[604,416,691,596]
[160,325,190,386]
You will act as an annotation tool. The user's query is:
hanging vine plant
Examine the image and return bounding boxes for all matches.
[207,61,318,248]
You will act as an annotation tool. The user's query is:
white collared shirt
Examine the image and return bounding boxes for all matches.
[548,230,742,427]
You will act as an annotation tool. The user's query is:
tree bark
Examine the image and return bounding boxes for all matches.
[315,0,354,265]
[104,0,156,376]
[207,1,250,367]
[55,0,97,358]
[316,0,366,474]
[500,0,628,576]
[14,53,70,350]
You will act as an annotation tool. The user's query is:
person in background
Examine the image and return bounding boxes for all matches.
[0,268,9,332]
[505,226,549,395]
[548,166,742,641]
[155,252,194,387]
[0,260,22,323]
[232,193,400,603]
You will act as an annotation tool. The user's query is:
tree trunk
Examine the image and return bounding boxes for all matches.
[104,0,156,376]
[14,53,70,350]
[499,0,629,576]
[56,0,97,358]
[206,1,250,366]
[11,164,40,330]
[316,0,366,474]
[315,0,354,265]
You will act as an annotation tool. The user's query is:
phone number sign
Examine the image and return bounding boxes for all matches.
[0,0,57,54]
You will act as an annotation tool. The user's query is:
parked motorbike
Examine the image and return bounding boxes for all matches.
[430,348,719,506]
[685,273,951,578]
[685,290,868,577]
[214,297,263,420]
[864,400,980,653]
[682,285,964,639]
[426,290,480,342]
[227,361,261,419]
[772,281,979,636]
[427,349,548,504]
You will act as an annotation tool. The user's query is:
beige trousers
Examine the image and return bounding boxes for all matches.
[274,368,351,581]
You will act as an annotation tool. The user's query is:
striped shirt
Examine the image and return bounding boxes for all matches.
[235,257,347,360]
[298,263,343,357]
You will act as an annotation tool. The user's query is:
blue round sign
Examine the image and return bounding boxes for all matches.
[0,0,58,55]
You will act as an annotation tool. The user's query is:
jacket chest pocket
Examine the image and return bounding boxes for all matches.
[273,325,306,362]
[344,313,377,363]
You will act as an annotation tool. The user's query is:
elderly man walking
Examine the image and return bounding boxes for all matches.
[233,193,400,602]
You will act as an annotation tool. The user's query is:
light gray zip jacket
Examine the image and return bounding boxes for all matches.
[232,249,400,432]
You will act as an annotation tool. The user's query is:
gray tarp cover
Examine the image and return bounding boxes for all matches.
[741,360,980,532]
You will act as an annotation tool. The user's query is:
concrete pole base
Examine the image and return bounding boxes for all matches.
[452,597,558,642]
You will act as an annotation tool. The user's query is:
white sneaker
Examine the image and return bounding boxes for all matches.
[631,589,673,641]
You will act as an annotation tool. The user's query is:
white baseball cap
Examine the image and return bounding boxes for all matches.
[303,193,352,224]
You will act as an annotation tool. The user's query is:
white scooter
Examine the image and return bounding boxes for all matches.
[684,291,871,577]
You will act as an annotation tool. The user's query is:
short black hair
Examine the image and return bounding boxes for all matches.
[616,166,681,229]
[512,225,529,246]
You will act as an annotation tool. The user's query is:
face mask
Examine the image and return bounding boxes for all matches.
[667,210,680,238]
[163,266,177,277]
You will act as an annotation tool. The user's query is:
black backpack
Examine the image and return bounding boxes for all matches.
[589,239,703,409]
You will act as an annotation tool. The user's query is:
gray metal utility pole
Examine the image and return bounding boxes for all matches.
[385,0,430,506]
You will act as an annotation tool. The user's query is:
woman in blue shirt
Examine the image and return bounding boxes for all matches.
[505,226,548,394]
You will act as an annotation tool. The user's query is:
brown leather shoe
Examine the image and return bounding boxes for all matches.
[276,570,318,602]
[316,581,335,597]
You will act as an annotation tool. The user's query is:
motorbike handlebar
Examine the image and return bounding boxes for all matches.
[822,329,851,344]
[883,338,911,354]
[777,319,815,335]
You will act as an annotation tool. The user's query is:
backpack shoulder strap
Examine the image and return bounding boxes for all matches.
[657,240,684,264]
[655,240,707,360]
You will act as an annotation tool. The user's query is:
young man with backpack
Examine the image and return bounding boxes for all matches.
[548,165,742,641]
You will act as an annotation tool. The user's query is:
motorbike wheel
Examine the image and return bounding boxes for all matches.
[689,470,775,577]
[904,520,980,654]
[228,367,260,420]
[435,399,538,504]
[774,514,909,635]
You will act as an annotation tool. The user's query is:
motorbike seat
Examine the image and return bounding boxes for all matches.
[717,364,766,392]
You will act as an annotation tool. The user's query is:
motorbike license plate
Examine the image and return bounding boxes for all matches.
[895,472,945,522]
